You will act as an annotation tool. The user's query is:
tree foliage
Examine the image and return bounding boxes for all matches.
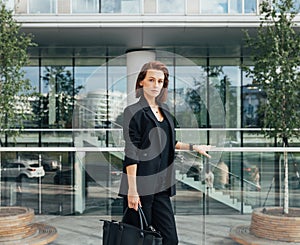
[243,0,300,143]
[243,0,300,214]
[0,2,36,139]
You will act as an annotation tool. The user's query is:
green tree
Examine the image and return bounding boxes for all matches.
[243,0,300,214]
[0,1,36,144]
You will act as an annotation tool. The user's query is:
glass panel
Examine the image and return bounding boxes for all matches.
[107,58,127,132]
[5,0,15,10]
[158,0,185,14]
[1,148,299,215]
[174,64,208,129]
[202,0,228,14]
[29,0,56,13]
[101,0,140,13]
[209,58,241,130]
[72,0,99,13]
[121,0,140,13]
[84,151,124,215]
[230,0,242,13]
[242,66,265,128]
[295,1,300,10]
[22,64,40,128]
[40,59,81,129]
[101,0,121,13]
[244,0,256,13]
[74,59,107,130]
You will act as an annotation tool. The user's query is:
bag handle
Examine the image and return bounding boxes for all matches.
[122,205,149,230]
[138,205,149,227]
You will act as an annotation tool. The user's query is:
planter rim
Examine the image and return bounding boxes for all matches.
[253,207,300,220]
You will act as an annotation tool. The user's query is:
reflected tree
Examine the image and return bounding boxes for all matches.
[33,66,83,128]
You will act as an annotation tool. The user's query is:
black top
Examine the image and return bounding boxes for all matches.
[158,119,172,172]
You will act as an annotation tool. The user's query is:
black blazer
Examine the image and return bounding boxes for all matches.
[119,96,176,197]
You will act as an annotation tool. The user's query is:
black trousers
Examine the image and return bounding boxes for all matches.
[123,191,178,245]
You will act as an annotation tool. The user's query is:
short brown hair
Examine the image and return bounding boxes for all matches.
[135,61,169,103]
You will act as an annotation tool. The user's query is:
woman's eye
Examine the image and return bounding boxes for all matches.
[158,80,164,83]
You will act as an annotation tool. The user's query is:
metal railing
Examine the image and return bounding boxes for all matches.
[1,143,299,213]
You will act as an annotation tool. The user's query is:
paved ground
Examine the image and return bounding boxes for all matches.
[35,214,252,245]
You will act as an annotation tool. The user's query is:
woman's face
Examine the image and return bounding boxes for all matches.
[139,69,165,100]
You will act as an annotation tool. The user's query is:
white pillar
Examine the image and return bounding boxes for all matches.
[126,50,156,106]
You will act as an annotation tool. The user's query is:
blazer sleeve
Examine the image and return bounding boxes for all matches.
[122,106,141,168]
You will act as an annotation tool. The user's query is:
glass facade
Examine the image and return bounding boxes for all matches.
[1,0,300,218]
[1,47,299,216]
[29,0,56,14]
[13,0,258,14]
[72,0,99,13]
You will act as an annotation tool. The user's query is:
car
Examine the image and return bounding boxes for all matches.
[17,153,61,171]
[1,160,45,181]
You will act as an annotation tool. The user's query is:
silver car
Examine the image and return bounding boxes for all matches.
[1,160,45,180]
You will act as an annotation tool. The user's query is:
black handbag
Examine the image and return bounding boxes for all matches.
[101,206,162,245]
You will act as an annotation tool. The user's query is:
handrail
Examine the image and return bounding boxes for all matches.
[3,127,297,131]
[0,147,299,152]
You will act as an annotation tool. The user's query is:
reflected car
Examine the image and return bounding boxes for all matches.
[1,160,45,180]
[18,153,61,171]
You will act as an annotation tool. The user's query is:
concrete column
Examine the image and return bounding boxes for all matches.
[126,50,156,106]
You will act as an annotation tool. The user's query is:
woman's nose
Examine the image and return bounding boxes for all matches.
[154,81,159,86]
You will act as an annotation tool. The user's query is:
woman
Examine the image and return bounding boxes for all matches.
[120,61,211,245]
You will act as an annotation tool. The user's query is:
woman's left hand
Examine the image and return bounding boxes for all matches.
[193,145,212,158]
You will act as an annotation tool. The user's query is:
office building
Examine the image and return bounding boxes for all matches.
[1,0,299,216]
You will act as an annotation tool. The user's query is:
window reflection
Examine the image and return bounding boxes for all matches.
[101,0,120,13]
[158,0,185,14]
[209,63,240,128]
[202,0,228,14]
[40,65,83,128]
[242,68,265,128]
[29,0,56,13]
[230,0,242,14]
[101,0,140,13]
[72,0,99,13]
[5,0,15,10]
[245,0,257,13]
[174,65,208,128]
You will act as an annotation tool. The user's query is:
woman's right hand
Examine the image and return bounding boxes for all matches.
[127,191,141,211]
[126,164,140,211]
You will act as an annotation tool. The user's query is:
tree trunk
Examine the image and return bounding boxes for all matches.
[283,137,289,214]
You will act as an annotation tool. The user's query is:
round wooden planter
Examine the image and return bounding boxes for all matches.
[0,206,57,245]
[250,207,300,242]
